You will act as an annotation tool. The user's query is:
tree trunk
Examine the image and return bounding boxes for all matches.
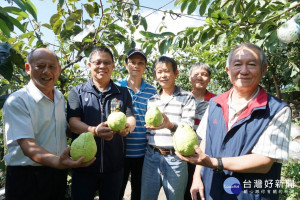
[272,72,282,99]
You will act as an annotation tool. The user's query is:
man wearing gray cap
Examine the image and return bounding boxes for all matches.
[117,48,157,200]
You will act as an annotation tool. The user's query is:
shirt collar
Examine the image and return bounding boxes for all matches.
[27,80,62,103]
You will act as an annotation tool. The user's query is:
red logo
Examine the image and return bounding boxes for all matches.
[213,119,217,124]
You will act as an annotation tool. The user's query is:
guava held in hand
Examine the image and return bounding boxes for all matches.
[107,111,127,132]
[70,132,97,162]
[173,123,198,156]
[145,106,163,127]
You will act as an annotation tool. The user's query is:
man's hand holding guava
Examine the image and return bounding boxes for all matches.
[175,145,216,169]
[117,123,131,137]
[145,113,175,131]
[94,122,115,141]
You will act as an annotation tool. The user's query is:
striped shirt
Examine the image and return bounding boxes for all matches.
[147,86,196,148]
[197,91,291,162]
[116,77,157,158]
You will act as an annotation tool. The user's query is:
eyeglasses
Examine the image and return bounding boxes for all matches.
[91,60,112,66]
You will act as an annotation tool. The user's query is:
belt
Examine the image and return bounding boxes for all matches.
[150,145,175,156]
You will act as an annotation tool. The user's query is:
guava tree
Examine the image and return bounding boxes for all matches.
[0,0,148,108]
[138,0,300,97]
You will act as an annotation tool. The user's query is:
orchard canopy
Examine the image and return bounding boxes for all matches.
[0,0,299,108]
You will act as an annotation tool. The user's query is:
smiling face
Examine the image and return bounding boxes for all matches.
[125,54,146,78]
[226,46,267,93]
[25,48,61,97]
[88,51,114,85]
[155,61,178,90]
[189,67,211,91]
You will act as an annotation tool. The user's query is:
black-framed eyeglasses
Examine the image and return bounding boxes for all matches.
[91,60,112,66]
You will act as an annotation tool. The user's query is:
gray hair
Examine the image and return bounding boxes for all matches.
[226,43,267,70]
[27,48,59,65]
[189,62,212,77]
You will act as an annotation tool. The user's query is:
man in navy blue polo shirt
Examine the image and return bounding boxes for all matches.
[176,43,291,200]
[117,49,156,200]
[67,46,136,200]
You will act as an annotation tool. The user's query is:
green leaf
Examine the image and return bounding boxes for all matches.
[220,20,230,25]
[0,84,11,96]
[268,31,277,43]
[226,3,234,15]
[0,58,13,80]
[0,18,11,37]
[133,0,140,7]
[132,15,140,25]
[249,17,255,23]
[23,0,38,20]
[19,31,34,39]
[221,0,230,7]
[199,1,207,16]
[59,0,65,7]
[174,0,184,6]
[0,13,14,31]
[5,14,25,32]
[130,25,136,34]
[200,31,208,44]
[28,35,35,46]
[11,0,27,11]
[50,14,61,27]
[181,0,188,13]
[93,2,99,15]
[159,40,167,55]
[108,24,127,34]
[145,45,153,56]
[234,1,241,14]
[64,20,75,30]
[164,38,173,53]
[53,19,64,35]
[160,32,175,37]
[84,3,94,18]
[188,0,197,15]
[9,49,25,69]
[42,23,52,30]
[60,29,73,40]
[1,7,29,18]
[141,16,147,31]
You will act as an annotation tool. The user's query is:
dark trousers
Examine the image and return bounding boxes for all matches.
[119,157,144,200]
[185,163,196,200]
[71,168,123,200]
[5,166,68,200]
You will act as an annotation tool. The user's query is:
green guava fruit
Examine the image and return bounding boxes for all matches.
[145,106,163,127]
[107,111,127,131]
[173,123,198,156]
[70,132,97,162]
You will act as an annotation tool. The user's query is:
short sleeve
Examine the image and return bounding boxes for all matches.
[3,95,35,141]
[67,87,82,120]
[125,89,134,117]
[252,106,291,162]
[196,106,209,140]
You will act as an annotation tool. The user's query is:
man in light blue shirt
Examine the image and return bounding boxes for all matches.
[117,48,156,200]
[3,48,94,200]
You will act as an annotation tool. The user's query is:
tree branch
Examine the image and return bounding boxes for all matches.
[61,55,83,72]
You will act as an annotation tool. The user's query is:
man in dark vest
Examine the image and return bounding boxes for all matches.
[176,43,291,200]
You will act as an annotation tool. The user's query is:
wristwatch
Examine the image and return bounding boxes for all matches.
[213,157,223,173]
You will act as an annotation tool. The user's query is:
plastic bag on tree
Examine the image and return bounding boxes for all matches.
[277,13,300,43]
[72,24,95,42]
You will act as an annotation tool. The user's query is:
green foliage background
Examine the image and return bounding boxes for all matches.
[0,0,299,199]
